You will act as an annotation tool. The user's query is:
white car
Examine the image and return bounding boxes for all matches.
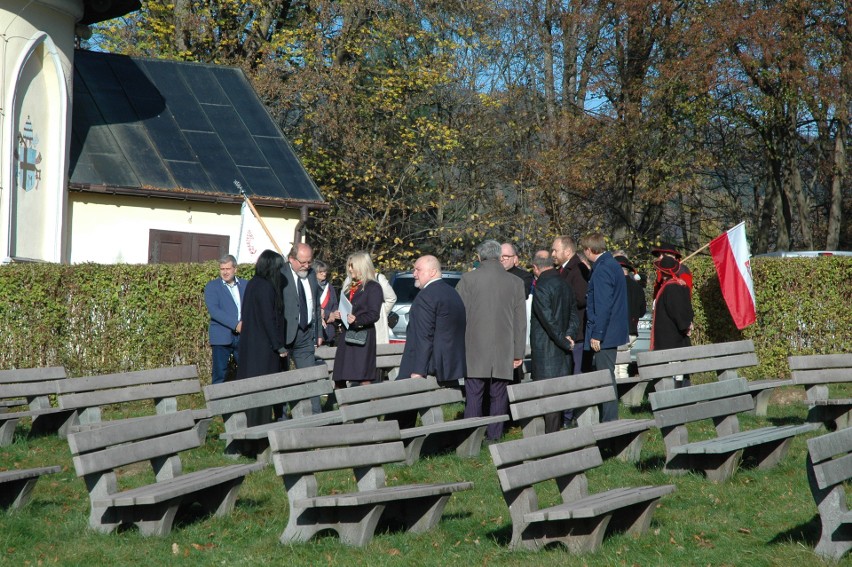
[387,270,463,341]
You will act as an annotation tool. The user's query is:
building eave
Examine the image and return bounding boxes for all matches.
[68,182,330,210]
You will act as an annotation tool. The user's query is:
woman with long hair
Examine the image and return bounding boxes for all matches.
[328,251,383,387]
[237,250,287,382]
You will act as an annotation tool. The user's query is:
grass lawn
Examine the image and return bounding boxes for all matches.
[0,390,848,566]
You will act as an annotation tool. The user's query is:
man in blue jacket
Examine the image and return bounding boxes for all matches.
[581,233,629,422]
[204,254,247,384]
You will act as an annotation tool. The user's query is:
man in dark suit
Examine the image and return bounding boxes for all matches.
[204,254,247,384]
[500,242,534,299]
[529,250,579,432]
[398,255,467,384]
[280,242,323,412]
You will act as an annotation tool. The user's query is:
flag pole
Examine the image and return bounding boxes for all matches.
[234,180,283,254]
[681,241,711,263]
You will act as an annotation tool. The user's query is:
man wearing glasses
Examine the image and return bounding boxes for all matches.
[500,242,534,299]
[281,242,323,413]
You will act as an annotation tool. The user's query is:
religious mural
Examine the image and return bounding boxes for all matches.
[15,116,42,193]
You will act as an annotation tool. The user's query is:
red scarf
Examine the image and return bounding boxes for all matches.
[348,280,361,302]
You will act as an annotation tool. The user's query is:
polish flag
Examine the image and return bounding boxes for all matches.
[709,222,756,329]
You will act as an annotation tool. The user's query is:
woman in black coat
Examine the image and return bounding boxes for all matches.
[327,251,383,387]
[237,250,287,381]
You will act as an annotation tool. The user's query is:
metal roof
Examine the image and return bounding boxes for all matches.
[70,50,325,207]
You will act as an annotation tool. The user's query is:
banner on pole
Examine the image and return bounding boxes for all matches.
[708,222,756,329]
[236,198,276,264]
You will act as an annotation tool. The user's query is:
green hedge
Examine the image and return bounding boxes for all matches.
[1,257,850,382]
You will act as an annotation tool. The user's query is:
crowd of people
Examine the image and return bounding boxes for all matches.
[204,235,694,439]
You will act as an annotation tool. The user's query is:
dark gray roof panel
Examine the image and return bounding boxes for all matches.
[70,50,323,203]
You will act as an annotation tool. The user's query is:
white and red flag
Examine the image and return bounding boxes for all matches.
[708,222,756,329]
[236,197,278,263]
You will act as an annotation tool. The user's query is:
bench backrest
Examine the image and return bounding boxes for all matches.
[649,378,753,429]
[637,340,757,381]
[335,377,460,425]
[789,355,852,400]
[203,364,330,418]
[315,343,405,373]
[0,366,68,409]
[269,422,404,491]
[67,410,200,493]
[489,427,601,493]
[507,370,613,423]
[807,427,852,491]
[58,366,199,408]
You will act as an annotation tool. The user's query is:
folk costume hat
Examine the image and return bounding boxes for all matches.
[613,255,635,273]
[653,255,680,278]
[651,242,682,259]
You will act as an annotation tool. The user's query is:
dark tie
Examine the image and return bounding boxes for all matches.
[298,278,309,331]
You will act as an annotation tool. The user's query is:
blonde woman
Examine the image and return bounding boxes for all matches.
[327,252,383,386]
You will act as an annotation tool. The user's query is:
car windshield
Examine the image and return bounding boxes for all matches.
[392,275,461,303]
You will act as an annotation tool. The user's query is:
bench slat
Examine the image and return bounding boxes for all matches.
[650,379,750,410]
[206,380,330,416]
[511,388,612,421]
[0,367,67,383]
[399,416,507,439]
[507,371,611,403]
[222,411,344,441]
[59,380,200,409]
[637,340,755,365]
[72,429,200,476]
[789,354,852,371]
[202,365,329,401]
[0,466,62,482]
[67,411,196,454]
[272,442,408,476]
[654,394,754,428]
[639,352,758,381]
[268,421,400,451]
[670,423,820,454]
[526,485,676,521]
[334,376,441,406]
[496,447,601,492]
[489,427,597,467]
[339,389,461,422]
[808,426,852,464]
[57,366,198,393]
[793,368,852,385]
[296,481,472,508]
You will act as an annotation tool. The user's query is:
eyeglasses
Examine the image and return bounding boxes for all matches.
[501,255,516,260]
[293,258,312,266]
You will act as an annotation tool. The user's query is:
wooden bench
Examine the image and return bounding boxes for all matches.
[0,466,62,511]
[790,354,852,430]
[56,366,211,439]
[806,426,852,560]
[315,342,405,381]
[0,366,74,445]
[649,378,819,481]
[336,376,507,464]
[488,427,675,552]
[638,340,793,416]
[507,370,653,462]
[66,410,263,536]
[202,364,336,459]
[268,421,472,547]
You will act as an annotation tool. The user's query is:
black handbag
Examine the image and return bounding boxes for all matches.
[345,328,369,346]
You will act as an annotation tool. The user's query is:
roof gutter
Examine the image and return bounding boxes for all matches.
[68,183,329,210]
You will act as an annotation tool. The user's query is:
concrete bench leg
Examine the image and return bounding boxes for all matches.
[517,516,611,553]
[808,406,852,432]
[599,431,648,463]
[454,426,487,459]
[694,451,743,482]
[751,390,772,417]
[0,419,20,446]
[133,502,182,537]
[384,494,453,534]
[808,457,852,560]
[199,478,247,517]
[0,477,38,510]
[281,505,385,547]
[743,437,794,470]
[607,498,664,536]
[403,437,425,465]
[618,382,649,407]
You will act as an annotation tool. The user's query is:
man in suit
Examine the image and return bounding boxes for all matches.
[551,236,590,374]
[456,240,527,441]
[398,255,466,384]
[581,233,629,422]
[281,242,323,412]
[500,242,534,299]
[529,250,580,432]
[204,254,247,384]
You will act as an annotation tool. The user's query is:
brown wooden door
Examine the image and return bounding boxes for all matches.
[148,229,229,263]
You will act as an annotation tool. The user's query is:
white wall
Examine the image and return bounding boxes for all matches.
[0,0,80,263]
[68,192,301,264]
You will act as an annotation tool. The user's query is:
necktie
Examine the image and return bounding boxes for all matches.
[298,278,309,331]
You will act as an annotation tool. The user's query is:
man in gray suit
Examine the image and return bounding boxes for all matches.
[281,242,323,413]
[456,240,527,441]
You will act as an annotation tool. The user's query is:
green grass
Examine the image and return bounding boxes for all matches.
[1,395,849,567]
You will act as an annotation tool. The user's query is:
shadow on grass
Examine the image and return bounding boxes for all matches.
[635,454,667,472]
[486,523,513,546]
[625,402,653,415]
[768,515,821,548]
[766,415,811,426]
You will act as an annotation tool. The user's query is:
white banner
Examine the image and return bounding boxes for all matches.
[236,199,276,264]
